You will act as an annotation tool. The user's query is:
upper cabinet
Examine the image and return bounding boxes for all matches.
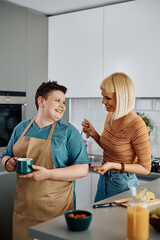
[48,8,103,98]
[0,3,26,91]
[103,0,160,97]
[48,0,160,98]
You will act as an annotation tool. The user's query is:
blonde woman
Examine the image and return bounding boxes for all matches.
[82,72,151,202]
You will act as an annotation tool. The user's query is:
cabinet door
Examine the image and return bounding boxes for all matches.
[48,8,103,98]
[91,172,99,203]
[0,3,26,91]
[75,173,92,209]
[104,0,160,97]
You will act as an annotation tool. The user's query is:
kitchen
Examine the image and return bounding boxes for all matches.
[0,0,160,239]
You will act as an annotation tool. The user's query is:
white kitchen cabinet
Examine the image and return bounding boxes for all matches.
[0,3,26,91]
[75,172,99,209]
[103,0,160,97]
[91,172,99,203]
[75,173,92,209]
[48,8,103,98]
[0,2,48,119]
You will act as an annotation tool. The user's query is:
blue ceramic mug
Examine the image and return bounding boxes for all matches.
[16,158,33,174]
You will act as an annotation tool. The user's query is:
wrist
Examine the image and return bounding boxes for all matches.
[92,131,100,141]
[47,169,53,180]
[109,162,121,171]
[5,157,12,169]
[109,161,116,170]
[120,162,125,173]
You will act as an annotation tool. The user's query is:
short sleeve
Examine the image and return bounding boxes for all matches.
[2,127,18,157]
[2,119,32,158]
[67,128,90,166]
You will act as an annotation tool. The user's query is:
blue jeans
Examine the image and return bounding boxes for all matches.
[94,170,139,203]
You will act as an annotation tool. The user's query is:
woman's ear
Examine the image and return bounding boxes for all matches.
[37,96,45,108]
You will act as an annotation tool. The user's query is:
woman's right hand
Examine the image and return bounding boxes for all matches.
[5,157,18,172]
[81,118,96,138]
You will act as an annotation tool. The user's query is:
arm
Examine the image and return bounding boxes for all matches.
[81,118,101,147]
[1,122,26,172]
[20,164,89,182]
[20,124,90,182]
[93,161,150,175]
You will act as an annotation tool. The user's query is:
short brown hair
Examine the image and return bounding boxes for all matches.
[35,81,67,110]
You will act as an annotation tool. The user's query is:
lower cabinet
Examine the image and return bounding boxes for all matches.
[75,172,99,209]
[91,172,99,203]
[0,172,16,240]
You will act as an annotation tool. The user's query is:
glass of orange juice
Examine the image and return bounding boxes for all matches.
[127,186,149,240]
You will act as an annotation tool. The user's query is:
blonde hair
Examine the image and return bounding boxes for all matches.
[100,72,135,120]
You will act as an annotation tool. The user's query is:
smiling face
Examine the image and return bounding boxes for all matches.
[101,90,116,113]
[38,90,66,122]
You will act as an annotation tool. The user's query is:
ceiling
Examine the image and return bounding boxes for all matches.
[5,0,134,16]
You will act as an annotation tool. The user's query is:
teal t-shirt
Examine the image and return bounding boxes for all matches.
[2,118,90,208]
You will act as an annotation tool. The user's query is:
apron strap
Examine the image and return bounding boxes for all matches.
[19,117,56,140]
[20,117,36,138]
[47,122,57,140]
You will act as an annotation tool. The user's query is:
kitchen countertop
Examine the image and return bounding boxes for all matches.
[29,178,160,240]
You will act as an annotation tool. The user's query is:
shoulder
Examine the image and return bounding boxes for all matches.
[124,111,145,128]
[130,113,146,129]
[56,119,79,137]
[125,112,148,139]
[14,118,33,134]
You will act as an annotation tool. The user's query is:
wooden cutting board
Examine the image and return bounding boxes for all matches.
[113,197,160,208]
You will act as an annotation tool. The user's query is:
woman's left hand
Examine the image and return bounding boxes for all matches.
[93,162,111,175]
[19,165,49,181]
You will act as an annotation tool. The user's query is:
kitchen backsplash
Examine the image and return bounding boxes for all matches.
[70,98,160,158]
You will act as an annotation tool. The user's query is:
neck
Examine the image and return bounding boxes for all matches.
[35,114,56,128]
[110,114,127,130]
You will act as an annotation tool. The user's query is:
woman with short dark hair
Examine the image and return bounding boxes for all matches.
[2,81,90,240]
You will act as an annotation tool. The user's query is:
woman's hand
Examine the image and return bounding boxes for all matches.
[19,165,50,182]
[81,118,101,146]
[93,162,112,175]
[5,157,18,172]
[81,118,97,138]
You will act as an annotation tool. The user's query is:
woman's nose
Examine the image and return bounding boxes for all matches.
[102,98,106,104]
[59,102,64,108]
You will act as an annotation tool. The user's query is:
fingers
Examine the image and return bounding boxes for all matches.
[84,118,90,125]
[19,165,39,179]
[32,165,40,170]
[19,172,33,179]
[81,119,90,134]
[82,119,90,127]
[93,165,105,175]
[19,165,47,182]
[93,165,102,172]
[6,157,17,172]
